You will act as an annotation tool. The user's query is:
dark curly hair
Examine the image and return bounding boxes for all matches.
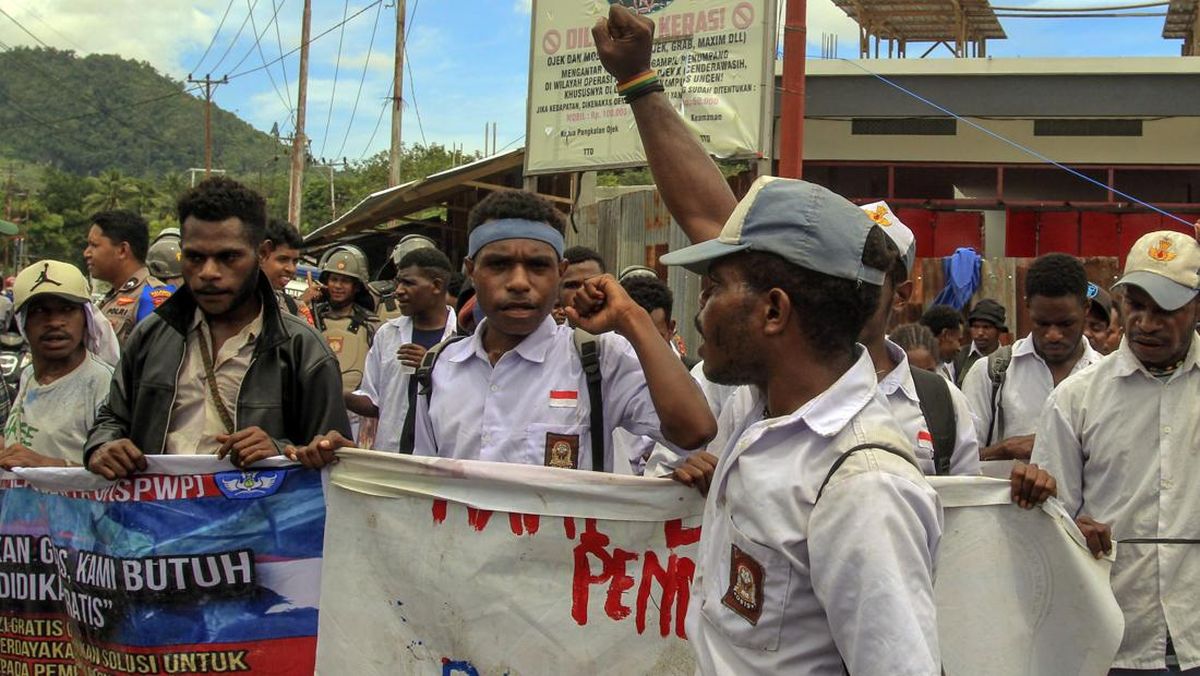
[467,190,565,232]
[920,304,963,336]
[177,176,268,246]
[1025,252,1088,304]
[622,274,673,318]
[265,218,304,250]
[90,210,150,263]
[564,246,606,272]
[733,225,891,356]
[397,247,452,286]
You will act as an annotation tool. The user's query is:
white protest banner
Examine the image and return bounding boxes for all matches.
[524,0,777,175]
[317,451,1124,675]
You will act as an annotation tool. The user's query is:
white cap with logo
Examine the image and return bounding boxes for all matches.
[13,260,92,312]
[1113,230,1200,311]
[861,201,916,274]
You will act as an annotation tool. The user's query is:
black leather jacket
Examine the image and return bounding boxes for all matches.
[84,274,352,463]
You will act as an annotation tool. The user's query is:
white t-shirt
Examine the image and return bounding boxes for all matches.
[3,354,114,465]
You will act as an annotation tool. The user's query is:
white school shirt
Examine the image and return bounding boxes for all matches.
[642,361,740,477]
[687,349,943,675]
[355,307,456,452]
[879,340,981,476]
[411,315,676,471]
[1031,336,1200,670]
[961,335,1102,449]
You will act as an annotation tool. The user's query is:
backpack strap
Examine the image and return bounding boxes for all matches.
[985,346,1013,447]
[909,367,958,475]
[398,335,466,454]
[283,293,300,317]
[573,328,605,472]
[816,443,920,503]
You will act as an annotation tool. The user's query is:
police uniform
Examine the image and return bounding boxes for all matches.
[312,301,379,395]
[275,289,315,325]
[98,267,166,345]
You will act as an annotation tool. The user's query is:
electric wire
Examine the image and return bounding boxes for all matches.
[334,0,385,158]
[272,0,294,116]
[191,0,238,73]
[209,0,260,74]
[316,0,350,157]
[225,0,383,82]
[830,55,1195,227]
[244,0,295,128]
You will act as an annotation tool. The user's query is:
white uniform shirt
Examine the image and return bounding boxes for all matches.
[879,340,980,476]
[412,316,676,471]
[961,335,1102,449]
[355,307,456,452]
[1031,336,1200,670]
[642,361,740,477]
[687,349,943,675]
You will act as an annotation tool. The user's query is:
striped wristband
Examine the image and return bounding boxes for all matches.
[616,70,662,101]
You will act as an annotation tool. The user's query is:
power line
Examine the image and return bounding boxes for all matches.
[243,0,295,128]
[991,1,1166,10]
[223,0,279,75]
[496,134,525,153]
[0,7,50,47]
[0,40,181,145]
[319,0,352,157]
[210,0,260,74]
[272,0,294,121]
[359,81,393,159]
[226,0,382,82]
[405,42,426,146]
[191,0,238,73]
[334,0,385,158]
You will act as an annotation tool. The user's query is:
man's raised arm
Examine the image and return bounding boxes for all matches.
[592,4,736,243]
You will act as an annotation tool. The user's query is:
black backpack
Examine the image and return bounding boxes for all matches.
[909,367,958,476]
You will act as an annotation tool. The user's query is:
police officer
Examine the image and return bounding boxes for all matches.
[311,245,379,435]
[137,228,183,323]
[84,210,166,346]
[146,228,183,287]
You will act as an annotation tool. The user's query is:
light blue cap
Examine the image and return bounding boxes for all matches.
[660,177,886,285]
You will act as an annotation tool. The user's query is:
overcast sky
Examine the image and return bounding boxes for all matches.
[0,0,1183,165]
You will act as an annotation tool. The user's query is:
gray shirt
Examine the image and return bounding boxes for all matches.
[4,354,114,464]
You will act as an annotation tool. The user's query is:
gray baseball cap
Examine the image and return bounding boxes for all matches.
[659,177,885,285]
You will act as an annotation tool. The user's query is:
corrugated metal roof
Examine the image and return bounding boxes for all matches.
[1163,0,1197,38]
[831,0,1007,40]
[303,149,525,247]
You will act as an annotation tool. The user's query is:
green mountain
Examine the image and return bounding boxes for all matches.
[0,47,283,176]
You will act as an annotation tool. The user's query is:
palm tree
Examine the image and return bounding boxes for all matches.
[81,169,140,214]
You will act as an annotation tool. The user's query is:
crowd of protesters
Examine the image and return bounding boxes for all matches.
[0,5,1195,674]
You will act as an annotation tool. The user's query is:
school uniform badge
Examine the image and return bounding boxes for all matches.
[722,544,765,625]
[327,336,344,354]
[544,433,579,469]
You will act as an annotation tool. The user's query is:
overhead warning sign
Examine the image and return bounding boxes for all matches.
[525,0,777,175]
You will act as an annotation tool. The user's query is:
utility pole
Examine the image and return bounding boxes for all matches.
[288,0,313,227]
[187,73,228,177]
[778,0,807,178]
[318,158,349,218]
[3,168,13,222]
[389,0,407,188]
[188,168,226,187]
